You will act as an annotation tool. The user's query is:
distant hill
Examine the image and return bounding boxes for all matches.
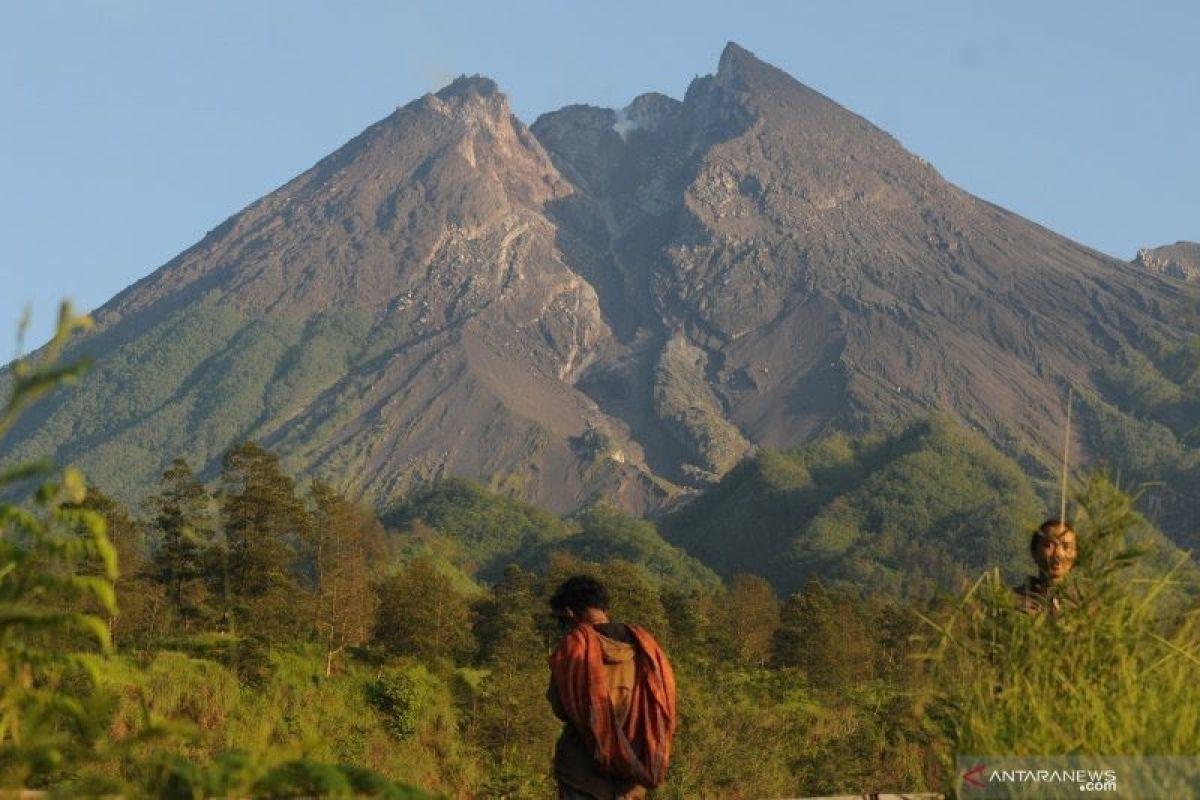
[385,477,719,591]
[660,416,1197,598]
[4,44,1198,551]
[660,416,1038,597]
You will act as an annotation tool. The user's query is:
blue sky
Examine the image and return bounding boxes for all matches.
[3,1,1197,349]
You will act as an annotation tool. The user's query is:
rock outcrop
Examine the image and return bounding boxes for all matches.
[1134,241,1200,282]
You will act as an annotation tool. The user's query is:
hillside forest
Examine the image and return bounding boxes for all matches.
[3,307,1200,798]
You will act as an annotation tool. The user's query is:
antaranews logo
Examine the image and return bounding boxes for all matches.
[957,755,1199,798]
[961,762,986,789]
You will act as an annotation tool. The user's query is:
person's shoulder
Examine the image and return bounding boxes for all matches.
[550,623,591,660]
[593,621,632,643]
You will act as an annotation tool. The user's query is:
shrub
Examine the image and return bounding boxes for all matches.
[367,667,434,741]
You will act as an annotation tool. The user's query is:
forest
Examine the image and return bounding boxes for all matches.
[3,308,1200,798]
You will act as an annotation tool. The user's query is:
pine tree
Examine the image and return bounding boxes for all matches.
[310,480,386,675]
[474,564,542,663]
[374,557,474,664]
[471,565,558,795]
[774,579,874,686]
[148,458,214,629]
[218,441,312,639]
[724,573,781,666]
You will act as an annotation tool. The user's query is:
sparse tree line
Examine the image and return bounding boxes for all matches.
[86,438,923,691]
[94,442,389,670]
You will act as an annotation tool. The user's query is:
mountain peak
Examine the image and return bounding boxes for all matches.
[424,74,514,126]
[436,74,501,102]
[715,41,798,92]
[684,41,846,131]
[717,41,758,73]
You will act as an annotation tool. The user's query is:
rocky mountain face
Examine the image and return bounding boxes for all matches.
[1135,241,1200,283]
[533,45,1194,486]
[5,44,1196,519]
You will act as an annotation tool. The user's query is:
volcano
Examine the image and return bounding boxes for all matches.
[6,43,1194,519]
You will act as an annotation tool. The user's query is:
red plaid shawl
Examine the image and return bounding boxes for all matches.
[548,623,677,788]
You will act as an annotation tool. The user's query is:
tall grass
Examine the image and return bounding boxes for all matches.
[921,473,1200,777]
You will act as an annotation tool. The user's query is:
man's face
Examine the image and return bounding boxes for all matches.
[1034,525,1077,583]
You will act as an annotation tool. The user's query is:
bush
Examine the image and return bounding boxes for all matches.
[367,667,434,741]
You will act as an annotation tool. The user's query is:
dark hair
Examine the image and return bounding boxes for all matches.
[1030,518,1075,555]
[549,575,608,617]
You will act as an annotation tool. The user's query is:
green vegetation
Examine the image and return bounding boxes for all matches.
[1090,334,1200,551]
[0,307,430,797]
[1099,334,1200,429]
[0,304,120,787]
[662,415,1044,597]
[575,425,616,462]
[509,505,720,592]
[386,480,719,591]
[385,477,573,578]
[5,307,1200,797]
[1,305,377,506]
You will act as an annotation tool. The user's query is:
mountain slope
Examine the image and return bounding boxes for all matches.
[5,77,660,512]
[5,44,1197,528]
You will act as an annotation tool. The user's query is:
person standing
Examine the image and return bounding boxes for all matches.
[547,575,676,800]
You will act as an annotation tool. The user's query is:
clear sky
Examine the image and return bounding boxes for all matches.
[3,1,1197,350]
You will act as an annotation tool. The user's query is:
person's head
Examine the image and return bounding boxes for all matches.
[549,575,608,623]
[1030,519,1077,583]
